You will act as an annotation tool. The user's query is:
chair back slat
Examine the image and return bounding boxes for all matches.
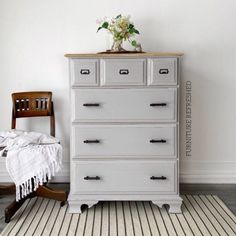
[11,91,55,137]
[12,92,52,117]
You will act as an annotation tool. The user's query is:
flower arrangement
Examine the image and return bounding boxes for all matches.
[97,14,142,52]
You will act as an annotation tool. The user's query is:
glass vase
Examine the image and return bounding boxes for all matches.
[111,39,126,52]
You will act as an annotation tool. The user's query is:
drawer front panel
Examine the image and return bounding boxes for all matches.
[101,59,146,86]
[72,88,177,122]
[71,160,176,193]
[148,58,177,85]
[72,125,176,157]
[70,59,98,86]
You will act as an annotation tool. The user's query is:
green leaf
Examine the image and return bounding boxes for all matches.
[102,22,109,29]
[128,25,140,35]
[97,22,109,32]
[97,26,102,32]
[131,40,137,47]
[128,24,134,29]
[129,28,136,34]
[116,14,122,19]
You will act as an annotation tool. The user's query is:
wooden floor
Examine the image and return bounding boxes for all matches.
[0,184,235,234]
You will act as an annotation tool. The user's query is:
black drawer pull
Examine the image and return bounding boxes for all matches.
[80,69,90,75]
[83,103,100,107]
[84,139,100,144]
[84,176,100,180]
[150,103,167,107]
[159,69,169,74]
[150,139,166,143]
[119,69,129,75]
[150,176,167,180]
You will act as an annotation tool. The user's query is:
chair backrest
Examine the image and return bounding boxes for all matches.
[11,91,55,137]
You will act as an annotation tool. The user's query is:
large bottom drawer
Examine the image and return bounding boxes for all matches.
[71,160,177,194]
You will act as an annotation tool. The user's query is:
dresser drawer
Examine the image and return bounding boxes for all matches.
[70,59,99,86]
[100,59,146,86]
[148,58,177,85]
[72,124,176,157]
[72,88,177,122]
[71,160,177,194]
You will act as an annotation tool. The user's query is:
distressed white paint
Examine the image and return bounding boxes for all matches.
[72,88,177,122]
[71,124,177,157]
[68,55,182,213]
[71,160,177,193]
[100,59,146,86]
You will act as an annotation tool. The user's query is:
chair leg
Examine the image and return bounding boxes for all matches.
[0,184,15,195]
[5,198,27,223]
[35,185,68,206]
[4,185,68,223]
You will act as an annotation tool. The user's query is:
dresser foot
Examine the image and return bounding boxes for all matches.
[152,197,182,214]
[68,200,98,214]
[168,203,182,213]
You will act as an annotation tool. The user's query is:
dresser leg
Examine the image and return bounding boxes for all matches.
[168,203,182,213]
[152,200,182,214]
[68,200,98,214]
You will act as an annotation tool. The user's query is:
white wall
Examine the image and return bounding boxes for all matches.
[1,0,236,183]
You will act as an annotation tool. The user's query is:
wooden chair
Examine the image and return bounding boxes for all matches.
[0,91,68,223]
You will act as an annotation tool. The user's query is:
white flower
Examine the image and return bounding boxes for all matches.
[96,18,102,24]
[97,14,140,49]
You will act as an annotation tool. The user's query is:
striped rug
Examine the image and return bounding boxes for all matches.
[1,195,236,236]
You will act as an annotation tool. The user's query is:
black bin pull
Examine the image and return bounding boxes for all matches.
[80,69,90,75]
[150,103,167,107]
[150,176,167,180]
[84,176,100,180]
[159,69,169,74]
[119,69,129,75]
[83,139,100,144]
[83,103,100,107]
[150,139,166,143]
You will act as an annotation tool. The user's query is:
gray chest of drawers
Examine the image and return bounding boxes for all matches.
[65,52,183,213]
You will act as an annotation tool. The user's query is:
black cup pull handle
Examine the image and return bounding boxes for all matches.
[150,139,166,143]
[150,176,167,180]
[84,139,100,144]
[159,69,169,74]
[80,69,90,75]
[83,103,100,107]
[84,176,100,180]
[150,103,167,107]
[119,69,129,75]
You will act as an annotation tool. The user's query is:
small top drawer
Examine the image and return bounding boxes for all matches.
[148,58,177,85]
[100,59,146,86]
[70,59,99,86]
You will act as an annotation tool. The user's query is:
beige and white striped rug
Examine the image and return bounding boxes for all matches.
[1,195,236,236]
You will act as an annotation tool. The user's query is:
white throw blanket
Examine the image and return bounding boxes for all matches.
[0,130,62,201]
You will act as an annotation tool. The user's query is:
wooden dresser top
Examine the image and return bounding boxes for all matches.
[64,52,184,58]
